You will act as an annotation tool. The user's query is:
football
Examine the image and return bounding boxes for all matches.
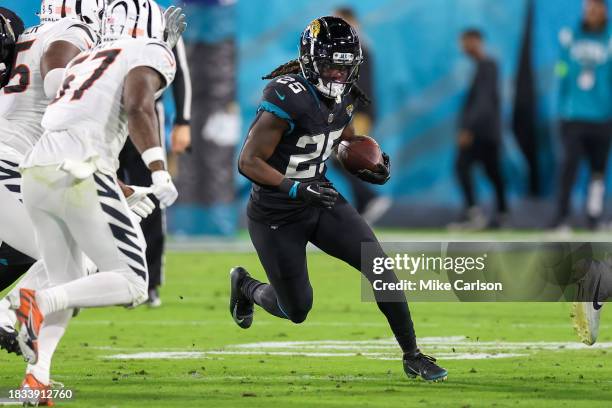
[337,135,383,174]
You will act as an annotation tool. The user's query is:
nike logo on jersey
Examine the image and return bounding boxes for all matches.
[306,185,320,195]
[275,89,286,101]
[593,277,603,310]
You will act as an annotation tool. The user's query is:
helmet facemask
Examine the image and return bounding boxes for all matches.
[312,56,360,101]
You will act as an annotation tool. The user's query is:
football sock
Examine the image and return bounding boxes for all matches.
[364,265,418,354]
[377,301,418,354]
[36,272,137,315]
[26,309,71,385]
[242,277,286,319]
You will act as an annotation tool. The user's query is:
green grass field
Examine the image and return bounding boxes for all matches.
[1,251,612,407]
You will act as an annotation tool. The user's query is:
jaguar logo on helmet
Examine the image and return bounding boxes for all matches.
[309,19,321,38]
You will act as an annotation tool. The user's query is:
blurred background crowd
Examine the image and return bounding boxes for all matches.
[5,0,612,235]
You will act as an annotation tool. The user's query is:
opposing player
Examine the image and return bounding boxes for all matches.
[10,1,181,397]
[230,16,447,382]
[0,0,158,350]
[0,0,107,374]
[0,8,32,293]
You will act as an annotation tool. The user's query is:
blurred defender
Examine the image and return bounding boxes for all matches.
[231,16,447,382]
[0,1,107,397]
[0,7,31,293]
[8,0,182,400]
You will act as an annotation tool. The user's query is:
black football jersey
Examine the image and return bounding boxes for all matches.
[245,73,356,225]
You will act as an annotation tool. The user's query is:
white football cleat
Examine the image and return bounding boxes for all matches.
[571,259,607,345]
[571,301,602,346]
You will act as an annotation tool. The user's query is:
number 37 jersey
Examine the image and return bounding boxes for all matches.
[24,38,176,172]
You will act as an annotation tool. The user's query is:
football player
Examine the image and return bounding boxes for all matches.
[0,1,110,395]
[230,16,447,382]
[9,0,182,400]
[0,8,34,295]
[0,0,159,361]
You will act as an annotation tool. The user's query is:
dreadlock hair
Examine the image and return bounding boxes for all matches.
[262,59,371,107]
[262,59,301,80]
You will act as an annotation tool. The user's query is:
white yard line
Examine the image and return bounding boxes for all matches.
[102,336,612,361]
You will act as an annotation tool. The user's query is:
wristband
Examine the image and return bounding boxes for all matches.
[141,147,165,167]
[278,178,299,198]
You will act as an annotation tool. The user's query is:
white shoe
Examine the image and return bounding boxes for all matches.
[361,196,392,225]
[148,288,162,308]
[571,260,607,345]
[571,301,602,346]
[447,207,487,231]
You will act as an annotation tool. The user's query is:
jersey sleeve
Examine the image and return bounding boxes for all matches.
[258,77,305,134]
[43,22,97,53]
[127,40,177,97]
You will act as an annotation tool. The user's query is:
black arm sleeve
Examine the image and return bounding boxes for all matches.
[172,37,192,125]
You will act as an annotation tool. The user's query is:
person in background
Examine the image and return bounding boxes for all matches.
[118,36,192,307]
[332,7,391,225]
[450,28,507,230]
[552,0,612,230]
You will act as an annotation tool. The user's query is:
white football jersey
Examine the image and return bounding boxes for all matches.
[23,38,175,174]
[0,19,97,155]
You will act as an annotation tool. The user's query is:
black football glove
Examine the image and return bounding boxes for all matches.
[279,179,338,208]
[296,181,338,208]
[357,152,390,185]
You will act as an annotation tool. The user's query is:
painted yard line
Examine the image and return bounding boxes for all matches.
[103,351,528,360]
[69,319,612,330]
[101,336,612,361]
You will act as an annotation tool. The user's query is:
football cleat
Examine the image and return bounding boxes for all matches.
[148,287,162,308]
[229,267,254,329]
[403,351,448,382]
[571,259,608,345]
[571,302,601,345]
[9,288,44,364]
[19,373,55,406]
[0,324,21,355]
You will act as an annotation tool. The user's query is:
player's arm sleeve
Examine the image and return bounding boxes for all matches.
[257,80,296,134]
[44,23,96,53]
[171,38,192,125]
[129,42,177,99]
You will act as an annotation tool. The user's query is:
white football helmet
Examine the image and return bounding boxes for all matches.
[39,0,106,31]
[102,0,165,42]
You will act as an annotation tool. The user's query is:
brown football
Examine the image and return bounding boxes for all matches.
[337,135,383,174]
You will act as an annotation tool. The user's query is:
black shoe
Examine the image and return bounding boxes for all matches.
[0,325,21,355]
[229,267,254,329]
[403,351,448,382]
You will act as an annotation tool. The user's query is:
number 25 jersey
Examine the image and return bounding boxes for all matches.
[245,73,356,224]
[23,38,176,174]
